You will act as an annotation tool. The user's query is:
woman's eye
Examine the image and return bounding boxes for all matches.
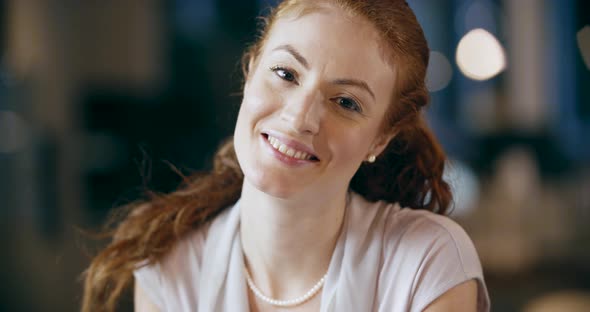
[335,97,362,113]
[271,66,297,82]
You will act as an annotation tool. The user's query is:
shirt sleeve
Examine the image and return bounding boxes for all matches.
[409,213,490,312]
[133,261,166,310]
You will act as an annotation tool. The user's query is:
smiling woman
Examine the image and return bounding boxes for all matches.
[81,1,490,311]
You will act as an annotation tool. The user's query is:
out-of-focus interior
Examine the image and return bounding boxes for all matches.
[0,0,589,311]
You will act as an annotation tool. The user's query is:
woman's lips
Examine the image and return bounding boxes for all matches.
[261,133,319,162]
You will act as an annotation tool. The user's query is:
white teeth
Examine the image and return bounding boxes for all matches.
[285,148,296,157]
[278,144,287,153]
[266,135,313,160]
[297,152,311,160]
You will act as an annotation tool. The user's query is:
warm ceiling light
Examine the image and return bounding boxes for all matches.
[456,28,507,81]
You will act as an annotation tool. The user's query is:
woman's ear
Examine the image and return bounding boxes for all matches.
[368,132,396,158]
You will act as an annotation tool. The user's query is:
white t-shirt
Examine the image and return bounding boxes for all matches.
[134,192,490,311]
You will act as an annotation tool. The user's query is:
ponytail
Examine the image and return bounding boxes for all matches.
[351,115,451,214]
[81,139,243,312]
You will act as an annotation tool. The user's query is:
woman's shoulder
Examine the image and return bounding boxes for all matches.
[161,222,212,273]
[139,203,238,277]
[132,222,210,287]
[390,206,482,271]
[350,192,478,261]
[132,205,236,309]
[350,193,489,311]
[132,202,241,310]
[390,209,490,311]
[391,206,476,249]
[131,224,209,311]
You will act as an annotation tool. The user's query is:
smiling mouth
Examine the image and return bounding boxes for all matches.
[262,134,319,161]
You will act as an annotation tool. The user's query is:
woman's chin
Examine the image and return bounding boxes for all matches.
[253,179,299,199]
[243,172,307,199]
[238,150,315,199]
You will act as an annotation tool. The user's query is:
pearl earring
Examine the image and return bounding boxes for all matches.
[367,155,376,163]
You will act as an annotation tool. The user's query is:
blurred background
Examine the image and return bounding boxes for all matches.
[0,0,589,311]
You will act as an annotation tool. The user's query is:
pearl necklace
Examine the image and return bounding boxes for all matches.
[244,266,328,307]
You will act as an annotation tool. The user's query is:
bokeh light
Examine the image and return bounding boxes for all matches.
[577,25,590,70]
[0,110,31,154]
[426,51,453,92]
[456,28,506,81]
[444,159,480,217]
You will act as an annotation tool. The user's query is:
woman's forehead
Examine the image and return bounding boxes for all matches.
[265,6,394,68]
[262,10,394,85]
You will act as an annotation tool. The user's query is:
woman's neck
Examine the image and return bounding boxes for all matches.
[239,179,347,300]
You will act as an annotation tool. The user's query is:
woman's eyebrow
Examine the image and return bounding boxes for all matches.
[271,44,375,101]
[332,78,375,101]
[272,44,310,69]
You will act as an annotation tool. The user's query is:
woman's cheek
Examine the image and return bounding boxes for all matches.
[242,93,266,116]
[244,80,283,116]
[337,129,370,162]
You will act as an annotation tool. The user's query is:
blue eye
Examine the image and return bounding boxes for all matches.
[271,66,296,82]
[336,97,362,113]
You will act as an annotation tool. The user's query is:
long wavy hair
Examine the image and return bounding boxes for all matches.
[81,0,451,311]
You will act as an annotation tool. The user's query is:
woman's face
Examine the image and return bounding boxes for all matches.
[234,6,396,199]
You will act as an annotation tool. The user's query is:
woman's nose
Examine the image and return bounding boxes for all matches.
[279,90,322,135]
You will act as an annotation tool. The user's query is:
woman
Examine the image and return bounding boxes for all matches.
[82,0,490,311]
